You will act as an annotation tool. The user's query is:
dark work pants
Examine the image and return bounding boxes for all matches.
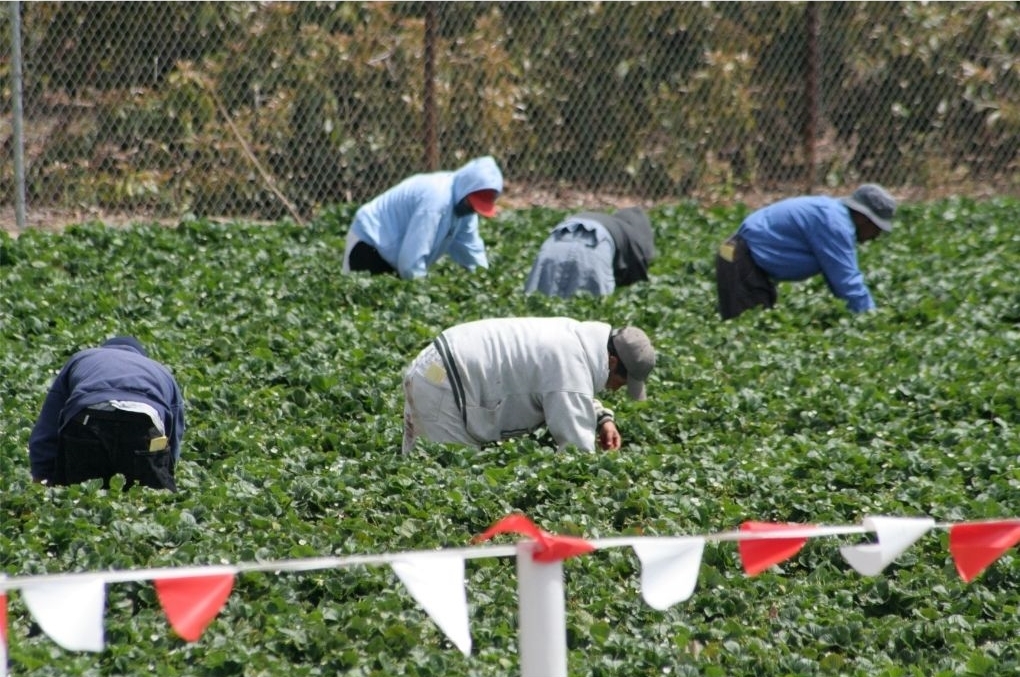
[58,408,177,491]
[348,241,398,276]
[715,235,778,320]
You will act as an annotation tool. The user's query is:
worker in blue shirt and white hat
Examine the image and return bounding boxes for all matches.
[715,183,897,320]
[342,156,504,280]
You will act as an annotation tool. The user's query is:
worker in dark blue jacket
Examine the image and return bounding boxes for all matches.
[29,336,185,491]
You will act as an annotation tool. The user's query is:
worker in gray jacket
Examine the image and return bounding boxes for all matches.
[524,207,656,298]
[402,317,656,454]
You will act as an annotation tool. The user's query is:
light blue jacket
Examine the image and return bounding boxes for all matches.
[347,156,504,279]
[738,195,875,312]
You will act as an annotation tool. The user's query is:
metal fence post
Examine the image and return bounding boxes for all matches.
[804,2,819,194]
[9,0,27,230]
[423,2,439,172]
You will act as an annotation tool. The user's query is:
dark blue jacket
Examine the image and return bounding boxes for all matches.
[29,341,185,482]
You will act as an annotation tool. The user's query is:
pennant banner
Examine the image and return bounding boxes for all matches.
[840,516,935,576]
[154,572,236,642]
[4,513,1020,666]
[738,521,814,576]
[21,578,106,652]
[949,520,1020,583]
[392,555,472,656]
[472,513,595,562]
[631,537,705,610]
[1,589,7,677]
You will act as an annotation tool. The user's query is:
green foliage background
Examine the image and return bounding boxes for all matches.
[4,2,1019,215]
[1,198,1019,676]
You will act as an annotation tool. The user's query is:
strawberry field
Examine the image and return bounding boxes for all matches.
[1,197,1019,676]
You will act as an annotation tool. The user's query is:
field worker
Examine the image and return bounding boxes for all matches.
[715,183,897,320]
[524,206,657,298]
[401,317,656,454]
[29,336,185,491]
[342,155,504,279]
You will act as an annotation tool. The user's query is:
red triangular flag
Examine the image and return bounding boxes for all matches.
[473,513,595,562]
[532,534,597,563]
[154,574,235,642]
[949,520,1020,582]
[474,513,545,543]
[1,591,6,677]
[738,521,813,576]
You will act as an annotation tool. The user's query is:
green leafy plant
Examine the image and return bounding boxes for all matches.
[1,196,1018,675]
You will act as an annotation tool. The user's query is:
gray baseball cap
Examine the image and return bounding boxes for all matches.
[612,326,656,401]
[841,183,897,232]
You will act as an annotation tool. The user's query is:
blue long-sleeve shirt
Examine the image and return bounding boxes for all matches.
[737,195,875,312]
[29,344,186,481]
[347,156,504,280]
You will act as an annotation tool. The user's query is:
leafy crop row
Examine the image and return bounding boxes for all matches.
[1,197,1018,676]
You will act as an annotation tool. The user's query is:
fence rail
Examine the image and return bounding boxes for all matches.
[2,2,1019,229]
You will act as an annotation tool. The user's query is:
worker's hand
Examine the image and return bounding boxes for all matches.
[597,420,621,450]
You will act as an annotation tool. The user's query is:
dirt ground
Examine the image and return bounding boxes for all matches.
[2,205,184,237]
[0,181,999,239]
[0,188,793,237]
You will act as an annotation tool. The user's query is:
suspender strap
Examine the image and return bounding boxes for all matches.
[433,333,468,428]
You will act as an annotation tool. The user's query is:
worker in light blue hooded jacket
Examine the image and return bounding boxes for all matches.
[342,156,504,280]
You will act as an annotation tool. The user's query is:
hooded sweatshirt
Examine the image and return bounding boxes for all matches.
[29,338,186,481]
[347,156,504,280]
[434,317,611,451]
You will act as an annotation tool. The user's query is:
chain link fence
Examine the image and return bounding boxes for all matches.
[2,2,1019,228]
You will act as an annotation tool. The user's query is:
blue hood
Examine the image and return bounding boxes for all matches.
[452,156,503,205]
[102,335,148,357]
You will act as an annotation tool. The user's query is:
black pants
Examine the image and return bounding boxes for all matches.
[715,235,778,320]
[348,241,398,276]
[58,408,177,491]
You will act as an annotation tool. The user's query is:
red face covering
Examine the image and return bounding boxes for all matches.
[465,190,499,217]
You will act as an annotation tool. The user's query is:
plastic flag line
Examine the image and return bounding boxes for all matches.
[840,516,935,576]
[21,578,106,652]
[1,587,7,677]
[155,573,236,642]
[2,513,1019,668]
[949,519,1020,582]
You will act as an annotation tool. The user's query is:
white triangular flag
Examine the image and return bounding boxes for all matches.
[840,516,935,576]
[21,578,106,652]
[391,554,472,656]
[632,537,705,610]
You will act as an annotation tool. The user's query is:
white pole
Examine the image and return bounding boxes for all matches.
[516,542,568,677]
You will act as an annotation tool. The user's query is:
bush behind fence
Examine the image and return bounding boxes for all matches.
[2,1,1019,223]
